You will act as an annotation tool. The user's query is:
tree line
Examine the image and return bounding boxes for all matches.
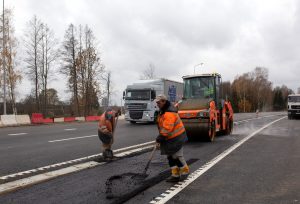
[0,9,112,117]
[222,67,293,112]
[0,9,294,116]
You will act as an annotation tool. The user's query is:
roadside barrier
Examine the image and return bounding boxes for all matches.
[31,113,44,124]
[54,117,64,123]
[0,115,18,126]
[64,117,76,122]
[0,120,3,127]
[85,116,100,122]
[75,117,85,121]
[16,115,31,125]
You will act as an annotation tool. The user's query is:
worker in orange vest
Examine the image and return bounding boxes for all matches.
[155,94,189,182]
[98,107,118,160]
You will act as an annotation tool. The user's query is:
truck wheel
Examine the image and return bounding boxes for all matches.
[207,121,216,142]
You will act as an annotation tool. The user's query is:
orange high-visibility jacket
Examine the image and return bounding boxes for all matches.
[157,112,185,140]
[98,113,115,134]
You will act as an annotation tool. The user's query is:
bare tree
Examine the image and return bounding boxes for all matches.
[80,25,103,115]
[39,23,58,116]
[0,8,22,114]
[62,24,104,116]
[61,24,80,115]
[106,71,112,106]
[140,63,156,80]
[24,15,43,112]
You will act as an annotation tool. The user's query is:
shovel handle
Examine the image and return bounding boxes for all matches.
[148,144,157,161]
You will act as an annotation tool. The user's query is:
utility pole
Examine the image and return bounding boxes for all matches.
[2,0,6,115]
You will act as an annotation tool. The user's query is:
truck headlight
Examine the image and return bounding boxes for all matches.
[197,111,210,118]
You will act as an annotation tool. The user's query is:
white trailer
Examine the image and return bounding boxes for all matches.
[123,79,183,123]
[287,94,300,119]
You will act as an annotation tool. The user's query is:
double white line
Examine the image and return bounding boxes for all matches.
[0,141,155,195]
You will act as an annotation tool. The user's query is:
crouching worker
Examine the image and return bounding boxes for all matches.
[98,108,118,160]
[155,94,189,182]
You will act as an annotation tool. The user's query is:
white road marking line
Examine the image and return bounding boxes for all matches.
[48,135,97,143]
[64,128,77,131]
[150,116,286,204]
[0,161,101,195]
[0,144,154,195]
[8,133,28,136]
[0,140,155,181]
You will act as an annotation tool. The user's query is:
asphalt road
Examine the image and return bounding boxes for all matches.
[0,112,274,176]
[1,112,297,204]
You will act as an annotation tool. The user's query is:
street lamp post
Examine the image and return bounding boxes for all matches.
[2,0,6,115]
[194,63,204,74]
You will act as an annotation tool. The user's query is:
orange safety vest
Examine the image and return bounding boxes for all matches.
[157,112,185,140]
[98,113,114,134]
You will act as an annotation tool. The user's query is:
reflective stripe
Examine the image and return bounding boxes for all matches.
[167,126,185,137]
[158,112,185,139]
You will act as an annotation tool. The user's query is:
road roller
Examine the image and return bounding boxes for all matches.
[177,73,234,142]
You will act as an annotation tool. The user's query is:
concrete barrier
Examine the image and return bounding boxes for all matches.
[31,113,44,124]
[64,117,76,122]
[54,117,64,123]
[16,115,31,125]
[75,117,85,122]
[0,120,3,127]
[85,116,100,122]
[0,115,18,126]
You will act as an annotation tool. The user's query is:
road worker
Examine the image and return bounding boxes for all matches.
[98,107,118,160]
[155,94,189,182]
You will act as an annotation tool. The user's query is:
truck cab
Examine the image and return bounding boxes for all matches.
[123,79,183,123]
[123,86,157,123]
[287,94,300,119]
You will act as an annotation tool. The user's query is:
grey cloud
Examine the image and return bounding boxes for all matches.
[8,0,300,103]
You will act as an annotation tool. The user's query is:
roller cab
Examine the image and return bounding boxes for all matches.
[178,73,234,142]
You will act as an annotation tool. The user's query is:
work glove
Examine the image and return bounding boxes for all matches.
[156,134,166,144]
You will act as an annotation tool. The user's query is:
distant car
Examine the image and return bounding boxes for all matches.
[287,94,300,119]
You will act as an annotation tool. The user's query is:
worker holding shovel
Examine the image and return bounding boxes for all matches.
[98,107,119,160]
[155,94,189,182]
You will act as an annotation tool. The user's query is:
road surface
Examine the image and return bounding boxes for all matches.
[0,112,299,204]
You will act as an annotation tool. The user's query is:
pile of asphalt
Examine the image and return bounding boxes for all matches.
[105,159,198,204]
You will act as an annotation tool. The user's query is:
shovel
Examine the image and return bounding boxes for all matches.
[142,144,157,175]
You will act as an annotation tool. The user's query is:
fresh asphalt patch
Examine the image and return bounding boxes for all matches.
[105,159,198,204]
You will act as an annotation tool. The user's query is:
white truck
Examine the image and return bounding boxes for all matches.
[123,79,183,123]
[287,94,300,119]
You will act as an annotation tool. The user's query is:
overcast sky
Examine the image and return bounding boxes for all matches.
[6,0,300,104]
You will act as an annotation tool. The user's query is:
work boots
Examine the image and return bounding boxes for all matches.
[103,149,113,160]
[166,166,180,183]
[179,165,190,181]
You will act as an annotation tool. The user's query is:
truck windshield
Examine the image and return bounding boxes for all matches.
[125,90,150,100]
[183,77,215,99]
[288,96,300,102]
